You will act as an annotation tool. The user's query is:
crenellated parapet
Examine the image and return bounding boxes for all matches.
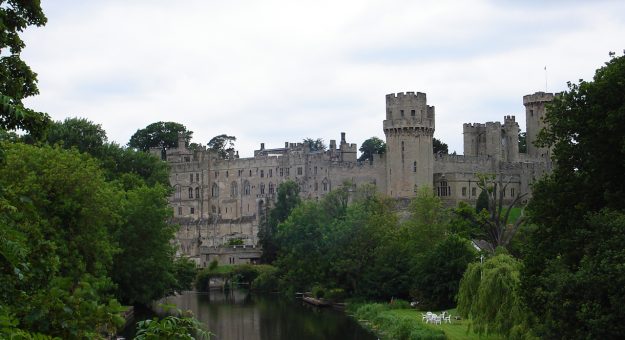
[523,91,554,105]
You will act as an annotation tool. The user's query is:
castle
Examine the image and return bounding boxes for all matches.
[157,91,554,266]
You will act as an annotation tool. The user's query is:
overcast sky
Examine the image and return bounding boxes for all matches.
[21,0,625,156]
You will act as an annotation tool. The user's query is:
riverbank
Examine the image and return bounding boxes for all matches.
[348,304,503,340]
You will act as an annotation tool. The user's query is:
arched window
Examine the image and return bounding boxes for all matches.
[322,178,329,192]
[174,185,181,200]
[243,180,251,196]
[195,187,199,198]
[231,182,238,197]
[268,182,275,195]
[211,183,219,197]
[260,183,265,195]
[188,187,193,199]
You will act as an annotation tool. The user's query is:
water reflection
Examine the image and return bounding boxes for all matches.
[162,290,375,340]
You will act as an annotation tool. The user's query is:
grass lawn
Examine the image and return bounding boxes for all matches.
[506,207,523,223]
[385,309,502,340]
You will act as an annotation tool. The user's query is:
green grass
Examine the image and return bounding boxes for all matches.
[386,309,503,340]
[506,207,523,223]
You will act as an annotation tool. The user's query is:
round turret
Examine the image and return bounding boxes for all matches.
[383,92,435,197]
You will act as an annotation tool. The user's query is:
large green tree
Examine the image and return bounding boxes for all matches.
[258,180,300,263]
[458,253,533,339]
[303,137,326,152]
[207,134,236,159]
[0,143,124,337]
[522,54,625,338]
[433,137,448,155]
[0,0,50,139]
[112,185,178,306]
[128,121,192,152]
[358,136,386,162]
[45,117,108,156]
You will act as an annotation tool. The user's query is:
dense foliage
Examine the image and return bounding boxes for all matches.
[522,54,625,339]
[0,143,125,337]
[358,136,386,162]
[302,137,326,151]
[433,137,448,155]
[267,183,475,307]
[457,253,534,339]
[128,121,192,152]
[0,0,50,139]
[207,134,237,159]
[258,180,300,263]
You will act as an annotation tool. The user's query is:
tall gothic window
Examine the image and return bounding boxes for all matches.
[188,187,193,198]
[195,187,199,198]
[211,183,219,197]
[231,182,238,197]
[243,180,250,196]
[260,183,265,195]
[268,182,275,195]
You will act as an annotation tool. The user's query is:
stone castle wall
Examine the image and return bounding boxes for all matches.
[164,91,553,264]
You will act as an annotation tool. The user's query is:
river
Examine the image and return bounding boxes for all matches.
[122,290,376,340]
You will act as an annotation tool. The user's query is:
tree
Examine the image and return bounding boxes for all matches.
[207,134,236,159]
[303,138,326,151]
[466,174,527,251]
[522,54,625,338]
[358,136,385,162]
[0,1,50,139]
[259,180,300,263]
[411,235,476,309]
[45,117,108,156]
[402,187,449,252]
[128,122,192,152]
[518,132,527,153]
[0,143,124,337]
[433,137,448,155]
[457,253,533,339]
[112,185,177,306]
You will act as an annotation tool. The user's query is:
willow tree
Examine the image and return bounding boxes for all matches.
[457,253,534,339]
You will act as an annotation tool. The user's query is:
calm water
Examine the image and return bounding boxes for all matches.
[125,290,375,340]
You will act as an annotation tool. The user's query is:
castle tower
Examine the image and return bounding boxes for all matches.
[523,92,554,159]
[383,92,434,197]
[503,115,520,162]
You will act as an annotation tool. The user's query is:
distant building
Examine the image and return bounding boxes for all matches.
[157,91,553,265]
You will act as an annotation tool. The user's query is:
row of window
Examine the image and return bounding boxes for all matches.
[437,182,517,198]
[183,166,315,184]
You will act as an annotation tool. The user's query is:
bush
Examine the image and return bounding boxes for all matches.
[325,288,346,302]
[231,264,259,284]
[195,269,212,291]
[388,299,411,310]
[251,266,279,292]
[311,285,325,299]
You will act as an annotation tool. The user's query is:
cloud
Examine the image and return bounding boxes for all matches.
[19,0,625,156]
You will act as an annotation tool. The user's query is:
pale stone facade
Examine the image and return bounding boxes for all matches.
[161,91,553,265]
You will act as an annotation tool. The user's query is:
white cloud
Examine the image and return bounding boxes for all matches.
[20,0,625,156]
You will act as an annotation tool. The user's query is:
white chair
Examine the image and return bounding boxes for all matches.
[443,314,451,324]
[421,313,428,322]
[431,314,442,325]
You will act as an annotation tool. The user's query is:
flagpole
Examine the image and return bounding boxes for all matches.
[544,66,548,92]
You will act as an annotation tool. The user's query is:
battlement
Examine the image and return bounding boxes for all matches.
[504,115,516,123]
[386,91,427,106]
[523,91,554,105]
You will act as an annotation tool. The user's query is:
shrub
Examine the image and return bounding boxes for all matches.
[251,266,278,292]
[325,288,346,302]
[311,285,325,299]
